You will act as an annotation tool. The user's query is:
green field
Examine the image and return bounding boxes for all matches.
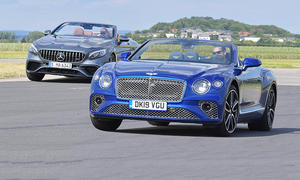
[0,43,30,59]
[0,43,300,79]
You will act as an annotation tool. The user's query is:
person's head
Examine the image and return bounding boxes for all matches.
[213,46,227,58]
[100,28,110,38]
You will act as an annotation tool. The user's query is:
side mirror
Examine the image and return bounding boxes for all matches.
[243,57,261,70]
[118,35,130,45]
[120,35,130,42]
[44,30,51,36]
[120,52,131,61]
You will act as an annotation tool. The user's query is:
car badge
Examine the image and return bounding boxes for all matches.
[56,52,65,62]
[146,73,157,76]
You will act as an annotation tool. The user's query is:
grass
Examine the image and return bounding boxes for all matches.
[0,43,30,59]
[261,59,300,68]
[0,43,300,79]
[0,51,28,59]
[0,62,25,79]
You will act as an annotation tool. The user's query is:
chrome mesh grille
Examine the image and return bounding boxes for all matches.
[116,77,186,102]
[90,95,104,112]
[103,104,198,119]
[199,101,218,119]
[39,49,85,62]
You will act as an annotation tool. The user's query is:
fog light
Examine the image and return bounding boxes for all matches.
[95,97,103,105]
[201,103,211,112]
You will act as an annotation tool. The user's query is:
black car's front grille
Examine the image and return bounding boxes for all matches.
[116,77,186,102]
[103,104,198,119]
[37,68,82,76]
[39,49,86,62]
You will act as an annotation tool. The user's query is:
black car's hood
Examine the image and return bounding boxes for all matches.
[114,60,232,80]
[34,35,114,52]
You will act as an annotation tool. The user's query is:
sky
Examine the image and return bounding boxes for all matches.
[0,0,299,34]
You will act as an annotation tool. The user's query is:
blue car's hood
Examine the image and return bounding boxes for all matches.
[114,60,231,80]
[34,35,114,52]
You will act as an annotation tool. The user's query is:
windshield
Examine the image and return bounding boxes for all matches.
[130,40,233,65]
[53,22,115,39]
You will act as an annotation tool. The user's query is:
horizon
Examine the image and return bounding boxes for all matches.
[0,0,299,34]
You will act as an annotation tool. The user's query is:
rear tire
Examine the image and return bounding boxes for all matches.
[91,117,122,131]
[248,87,276,131]
[26,72,45,81]
[148,121,170,127]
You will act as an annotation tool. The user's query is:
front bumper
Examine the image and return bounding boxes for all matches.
[26,52,111,78]
[89,94,225,124]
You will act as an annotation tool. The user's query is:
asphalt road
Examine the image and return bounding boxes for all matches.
[1,74,300,180]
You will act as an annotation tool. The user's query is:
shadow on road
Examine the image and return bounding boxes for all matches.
[116,124,300,138]
[42,77,91,84]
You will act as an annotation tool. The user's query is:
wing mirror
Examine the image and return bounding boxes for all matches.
[44,30,51,36]
[119,35,130,42]
[120,52,131,61]
[243,57,262,70]
[118,35,130,45]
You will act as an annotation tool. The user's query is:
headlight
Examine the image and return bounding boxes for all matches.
[213,80,223,88]
[89,49,107,59]
[28,44,38,54]
[99,74,112,89]
[192,79,211,95]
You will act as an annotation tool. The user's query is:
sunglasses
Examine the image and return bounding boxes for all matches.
[213,51,223,55]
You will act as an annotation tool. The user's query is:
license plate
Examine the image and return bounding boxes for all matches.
[49,61,72,69]
[129,100,167,111]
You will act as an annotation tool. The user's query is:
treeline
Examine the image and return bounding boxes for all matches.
[0,32,15,42]
[0,31,44,43]
[149,16,293,37]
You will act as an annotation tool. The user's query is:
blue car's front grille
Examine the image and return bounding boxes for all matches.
[116,77,186,102]
[103,104,198,119]
[198,101,218,119]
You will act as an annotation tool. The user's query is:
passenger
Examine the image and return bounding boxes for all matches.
[100,28,111,39]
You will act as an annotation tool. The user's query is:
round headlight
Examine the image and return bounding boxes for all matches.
[213,80,223,88]
[192,79,211,95]
[99,74,112,89]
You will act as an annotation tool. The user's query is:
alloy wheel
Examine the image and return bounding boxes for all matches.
[224,89,239,134]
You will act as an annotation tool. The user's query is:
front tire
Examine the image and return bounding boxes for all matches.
[248,87,276,131]
[109,53,116,62]
[148,121,170,127]
[91,117,122,131]
[216,85,239,136]
[26,72,45,81]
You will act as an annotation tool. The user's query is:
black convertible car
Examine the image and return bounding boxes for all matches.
[26,22,138,81]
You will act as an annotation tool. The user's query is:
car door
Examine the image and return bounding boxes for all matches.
[238,66,263,112]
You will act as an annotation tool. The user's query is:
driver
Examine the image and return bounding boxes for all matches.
[213,46,227,63]
[100,28,111,39]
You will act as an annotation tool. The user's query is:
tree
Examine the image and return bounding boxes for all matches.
[21,37,26,43]
[24,31,44,42]
[0,31,16,42]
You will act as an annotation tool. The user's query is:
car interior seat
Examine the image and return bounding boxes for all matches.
[169,51,184,60]
[72,28,84,35]
[84,30,93,36]
[184,51,199,61]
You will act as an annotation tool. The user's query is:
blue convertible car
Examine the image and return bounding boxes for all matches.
[89,38,277,136]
